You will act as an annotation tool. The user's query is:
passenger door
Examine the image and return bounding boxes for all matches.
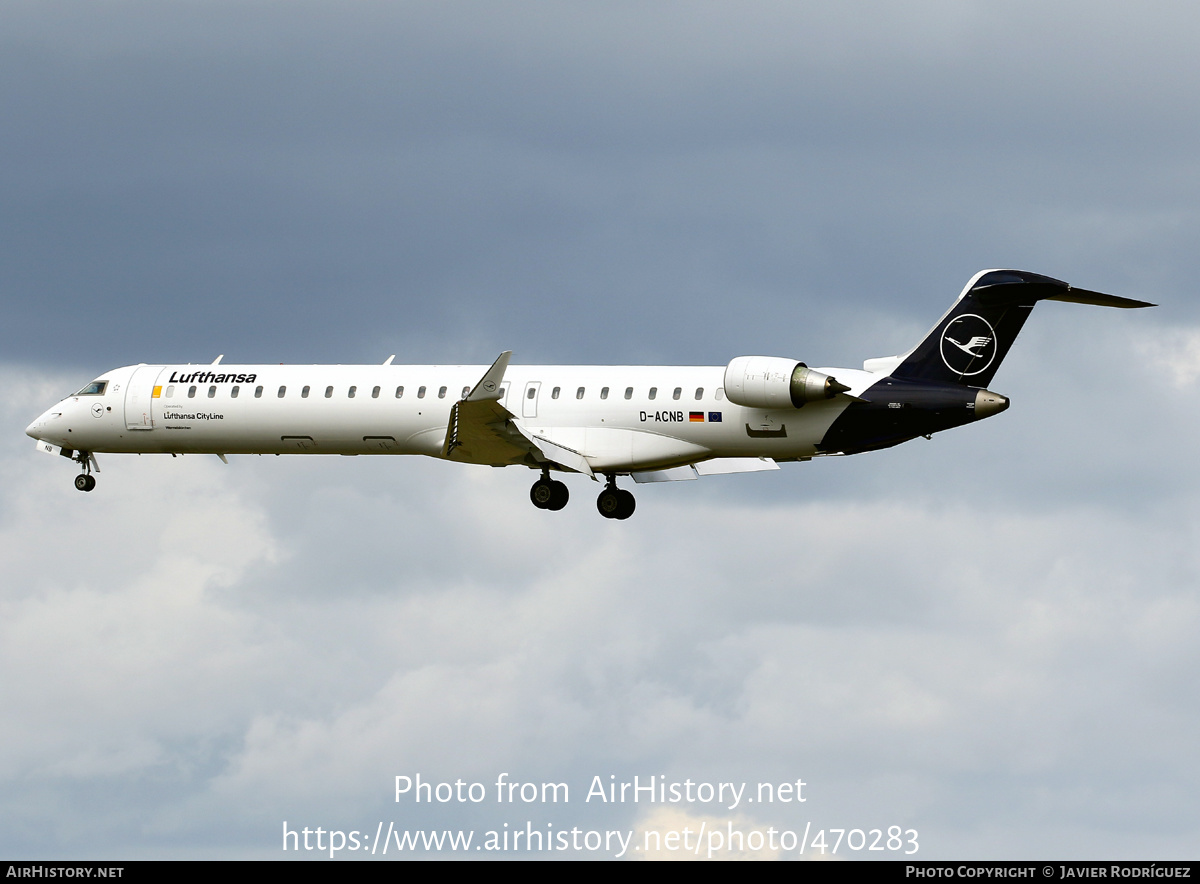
[522,381,541,419]
[124,366,165,430]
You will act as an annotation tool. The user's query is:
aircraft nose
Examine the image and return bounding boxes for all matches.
[26,408,58,440]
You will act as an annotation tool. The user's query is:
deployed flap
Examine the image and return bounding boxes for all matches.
[631,465,698,483]
[694,457,779,476]
[632,457,779,483]
[515,427,595,478]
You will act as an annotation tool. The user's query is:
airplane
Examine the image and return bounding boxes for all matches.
[25,269,1152,519]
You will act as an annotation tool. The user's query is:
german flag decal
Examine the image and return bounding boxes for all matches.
[689,412,704,422]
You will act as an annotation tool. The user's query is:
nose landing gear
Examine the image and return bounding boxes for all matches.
[530,470,569,511]
[596,476,635,520]
[71,450,97,492]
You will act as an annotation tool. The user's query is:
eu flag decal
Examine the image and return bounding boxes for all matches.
[708,412,722,422]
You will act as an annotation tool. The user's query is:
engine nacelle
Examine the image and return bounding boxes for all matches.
[723,356,850,409]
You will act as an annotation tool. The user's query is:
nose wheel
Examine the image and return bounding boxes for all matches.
[71,450,96,492]
[530,473,569,511]
[596,477,635,520]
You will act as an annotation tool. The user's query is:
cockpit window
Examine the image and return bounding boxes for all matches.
[74,381,107,396]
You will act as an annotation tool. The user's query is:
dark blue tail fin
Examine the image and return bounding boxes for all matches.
[883,269,1153,387]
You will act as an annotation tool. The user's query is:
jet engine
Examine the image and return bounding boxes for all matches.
[723,356,851,409]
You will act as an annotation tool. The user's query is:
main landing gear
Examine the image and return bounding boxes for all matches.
[596,476,635,520]
[529,470,637,519]
[530,471,569,511]
[72,450,96,492]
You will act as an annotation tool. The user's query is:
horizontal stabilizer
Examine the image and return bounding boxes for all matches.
[1046,289,1156,309]
[969,272,1154,308]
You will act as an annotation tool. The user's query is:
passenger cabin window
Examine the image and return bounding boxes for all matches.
[349,386,357,398]
[395,386,404,398]
[372,386,381,399]
[715,387,724,400]
[166,385,176,397]
[527,387,536,399]
[301,386,310,398]
[672,387,681,400]
[208,386,217,398]
[695,387,704,400]
[624,387,633,400]
[230,386,238,398]
[576,387,585,399]
[325,386,333,398]
[438,386,447,399]
[418,386,426,399]
[74,381,107,396]
[461,386,470,398]
[188,386,197,398]
[551,387,560,399]
[600,387,609,400]
[649,387,657,400]
[255,386,263,398]
[277,386,286,398]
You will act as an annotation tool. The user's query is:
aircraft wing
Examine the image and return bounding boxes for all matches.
[631,457,779,483]
[441,352,594,476]
[442,396,529,465]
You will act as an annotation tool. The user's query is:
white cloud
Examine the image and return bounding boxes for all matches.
[2,0,1198,859]
[1136,325,1200,389]
[2,359,1198,858]
[631,806,783,861]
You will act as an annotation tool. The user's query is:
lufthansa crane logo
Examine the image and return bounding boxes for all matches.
[940,314,997,376]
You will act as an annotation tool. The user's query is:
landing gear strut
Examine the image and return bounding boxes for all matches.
[530,470,569,511]
[72,450,96,492]
[596,475,635,520]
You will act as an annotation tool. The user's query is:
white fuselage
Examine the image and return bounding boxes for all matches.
[27,361,875,473]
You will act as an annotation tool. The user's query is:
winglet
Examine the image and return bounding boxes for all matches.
[467,351,512,401]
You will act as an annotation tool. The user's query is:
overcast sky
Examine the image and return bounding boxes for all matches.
[1,0,1198,860]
